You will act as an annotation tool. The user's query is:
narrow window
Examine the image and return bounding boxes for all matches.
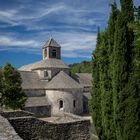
[59,100,63,109]
[52,49,56,58]
[73,100,76,108]
[44,49,47,58]
[44,70,48,77]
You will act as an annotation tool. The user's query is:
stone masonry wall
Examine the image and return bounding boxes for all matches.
[0,115,22,140]
[9,116,90,140]
[25,105,51,117]
[0,111,34,118]
[46,89,83,115]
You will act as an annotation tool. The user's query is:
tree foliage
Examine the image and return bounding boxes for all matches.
[0,68,2,92]
[0,68,3,107]
[90,27,103,138]
[69,61,92,73]
[1,63,27,110]
[90,1,140,140]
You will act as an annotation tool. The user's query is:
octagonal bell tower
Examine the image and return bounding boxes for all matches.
[42,38,61,60]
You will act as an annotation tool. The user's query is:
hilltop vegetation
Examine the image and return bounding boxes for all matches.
[69,61,92,73]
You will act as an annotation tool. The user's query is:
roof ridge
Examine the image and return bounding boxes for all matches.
[19,71,36,73]
[48,38,52,46]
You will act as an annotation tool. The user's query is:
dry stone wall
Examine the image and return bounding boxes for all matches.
[0,115,22,140]
[9,116,90,140]
[0,110,34,118]
[0,111,90,140]
[25,105,51,117]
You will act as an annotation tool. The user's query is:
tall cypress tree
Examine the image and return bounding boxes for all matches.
[91,2,119,139]
[0,68,3,107]
[106,2,119,139]
[112,0,134,139]
[98,30,110,140]
[90,27,103,137]
[90,1,139,140]
[121,6,140,140]
[0,68,2,93]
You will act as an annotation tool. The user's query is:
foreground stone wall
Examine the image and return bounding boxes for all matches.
[0,111,90,140]
[0,110,34,118]
[0,115,22,140]
[8,116,90,140]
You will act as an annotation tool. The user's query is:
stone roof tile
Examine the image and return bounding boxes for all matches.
[25,97,49,107]
[43,38,61,48]
[20,71,46,89]
[46,71,82,89]
[75,73,92,87]
[19,59,69,71]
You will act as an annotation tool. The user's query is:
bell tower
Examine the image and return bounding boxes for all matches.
[42,38,61,60]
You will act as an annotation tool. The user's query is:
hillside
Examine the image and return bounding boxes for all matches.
[69,61,92,73]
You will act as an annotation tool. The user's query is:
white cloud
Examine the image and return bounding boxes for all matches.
[0,2,103,31]
[0,1,99,59]
[62,51,91,58]
[0,31,96,59]
[0,3,65,25]
[0,36,39,48]
[55,32,97,51]
[0,10,18,26]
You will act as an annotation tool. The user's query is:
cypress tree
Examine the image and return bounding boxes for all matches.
[121,6,140,140]
[103,2,119,139]
[90,1,139,140]
[91,2,119,139]
[0,68,3,107]
[90,27,103,138]
[112,0,134,139]
[107,1,119,138]
[0,68,2,93]
[98,30,109,140]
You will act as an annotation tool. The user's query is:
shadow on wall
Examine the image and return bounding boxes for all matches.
[24,105,51,117]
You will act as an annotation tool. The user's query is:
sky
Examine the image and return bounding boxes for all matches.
[0,0,140,68]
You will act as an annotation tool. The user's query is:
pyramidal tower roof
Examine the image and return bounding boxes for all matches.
[43,38,61,48]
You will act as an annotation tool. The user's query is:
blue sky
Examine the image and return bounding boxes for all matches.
[0,0,140,68]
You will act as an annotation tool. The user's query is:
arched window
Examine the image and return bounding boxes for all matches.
[52,49,56,58]
[44,70,48,77]
[73,100,76,108]
[59,100,63,109]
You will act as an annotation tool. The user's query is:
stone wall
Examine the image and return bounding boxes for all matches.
[0,115,22,140]
[25,105,51,117]
[9,116,90,140]
[45,89,83,115]
[0,111,90,140]
[0,110,34,118]
[83,92,91,114]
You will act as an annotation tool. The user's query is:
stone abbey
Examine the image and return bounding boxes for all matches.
[19,38,92,116]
